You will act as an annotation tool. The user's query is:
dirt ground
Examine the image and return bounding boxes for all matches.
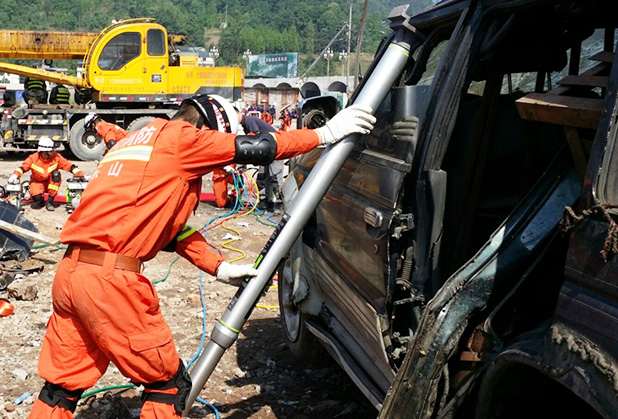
[0,153,376,419]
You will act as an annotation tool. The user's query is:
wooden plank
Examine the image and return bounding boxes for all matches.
[515,93,603,129]
[589,51,614,63]
[557,75,608,88]
[564,126,588,177]
[0,219,58,244]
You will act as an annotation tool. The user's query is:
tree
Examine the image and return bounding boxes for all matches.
[283,25,301,53]
[304,21,316,54]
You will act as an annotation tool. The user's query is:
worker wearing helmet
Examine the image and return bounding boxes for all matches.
[28,93,375,419]
[8,137,85,211]
[211,108,277,208]
[83,113,127,155]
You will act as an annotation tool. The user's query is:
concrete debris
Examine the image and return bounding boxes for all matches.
[11,368,28,380]
[7,283,38,301]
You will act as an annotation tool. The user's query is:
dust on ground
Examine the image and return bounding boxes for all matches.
[0,153,376,419]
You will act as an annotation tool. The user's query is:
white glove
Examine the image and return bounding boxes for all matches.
[84,113,99,130]
[215,261,258,285]
[84,175,91,181]
[315,104,376,145]
[224,165,235,175]
[8,174,19,184]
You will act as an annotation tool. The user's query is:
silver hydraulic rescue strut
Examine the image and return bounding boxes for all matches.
[183,6,424,415]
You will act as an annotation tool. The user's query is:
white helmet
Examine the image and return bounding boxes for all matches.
[182,94,239,134]
[37,137,55,151]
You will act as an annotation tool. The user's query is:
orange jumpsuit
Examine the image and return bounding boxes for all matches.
[261,111,273,125]
[97,120,233,208]
[212,167,235,208]
[29,118,320,419]
[95,121,128,155]
[13,152,84,198]
[281,113,291,131]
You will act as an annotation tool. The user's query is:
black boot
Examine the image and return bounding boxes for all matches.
[31,195,44,209]
[45,196,55,211]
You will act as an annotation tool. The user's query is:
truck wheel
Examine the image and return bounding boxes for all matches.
[69,119,106,161]
[127,116,156,132]
[278,257,325,362]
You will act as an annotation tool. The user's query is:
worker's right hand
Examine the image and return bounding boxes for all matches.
[84,113,99,130]
[224,165,235,175]
[8,174,19,184]
[315,104,376,145]
[215,261,258,285]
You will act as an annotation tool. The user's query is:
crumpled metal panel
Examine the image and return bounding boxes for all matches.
[0,202,37,262]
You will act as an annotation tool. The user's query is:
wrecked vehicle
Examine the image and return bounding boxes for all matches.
[279,0,617,417]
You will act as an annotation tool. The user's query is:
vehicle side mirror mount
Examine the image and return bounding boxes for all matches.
[298,96,340,130]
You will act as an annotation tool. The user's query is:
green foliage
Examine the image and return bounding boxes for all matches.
[0,0,431,71]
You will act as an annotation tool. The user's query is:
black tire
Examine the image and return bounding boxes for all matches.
[127,116,156,133]
[278,257,325,362]
[69,119,106,161]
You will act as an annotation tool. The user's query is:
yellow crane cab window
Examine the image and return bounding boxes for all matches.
[147,29,166,56]
[98,32,141,71]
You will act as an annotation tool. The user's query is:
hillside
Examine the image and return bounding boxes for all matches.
[0,0,433,71]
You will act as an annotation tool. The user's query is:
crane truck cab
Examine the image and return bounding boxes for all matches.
[84,18,242,102]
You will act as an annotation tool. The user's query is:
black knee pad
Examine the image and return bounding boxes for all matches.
[234,132,278,165]
[38,382,84,413]
[51,170,61,183]
[32,194,43,202]
[140,359,192,415]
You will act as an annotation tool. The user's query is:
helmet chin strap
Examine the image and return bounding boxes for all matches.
[196,115,205,129]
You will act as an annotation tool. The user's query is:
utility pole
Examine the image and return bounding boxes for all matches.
[324,48,333,77]
[354,0,369,89]
[347,3,352,94]
[221,4,228,29]
[295,24,349,88]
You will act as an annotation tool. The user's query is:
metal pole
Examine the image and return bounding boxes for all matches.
[354,0,369,89]
[182,6,421,416]
[347,3,352,94]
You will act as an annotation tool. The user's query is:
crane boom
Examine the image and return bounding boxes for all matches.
[0,29,98,60]
[0,62,87,87]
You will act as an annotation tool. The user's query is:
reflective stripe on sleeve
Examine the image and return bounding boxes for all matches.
[177,225,197,242]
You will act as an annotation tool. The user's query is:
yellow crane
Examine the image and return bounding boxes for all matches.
[0,19,242,160]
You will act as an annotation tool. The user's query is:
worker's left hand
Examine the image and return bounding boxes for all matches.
[8,174,19,184]
[224,165,235,175]
[315,104,376,145]
[215,261,258,285]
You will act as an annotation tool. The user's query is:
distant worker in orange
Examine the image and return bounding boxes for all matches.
[261,108,273,125]
[8,137,85,211]
[28,94,375,419]
[84,113,127,155]
[281,110,292,131]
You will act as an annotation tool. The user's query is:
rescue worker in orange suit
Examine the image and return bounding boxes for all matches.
[28,94,375,418]
[8,137,85,211]
[212,109,277,208]
[261,109,273,125]
[281,110,292,131]
[83,113,127,156]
